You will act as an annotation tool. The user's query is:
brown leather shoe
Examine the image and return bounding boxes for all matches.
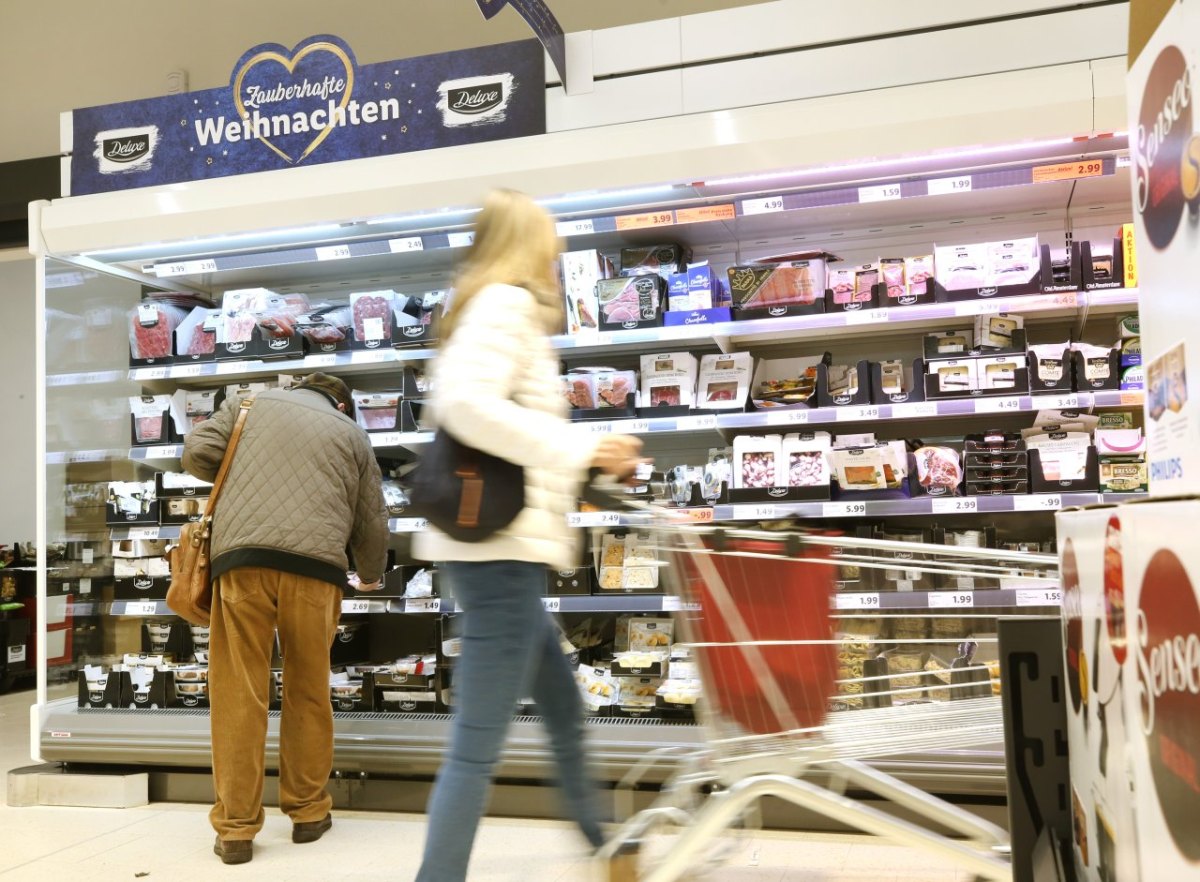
[292,813,333,844]
[213,836,253,864]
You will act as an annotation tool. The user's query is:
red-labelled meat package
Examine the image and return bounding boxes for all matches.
[351,290,395,344]
[915,446,963,496]
[129,301,188,362]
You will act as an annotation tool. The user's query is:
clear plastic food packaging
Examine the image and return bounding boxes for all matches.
[129,301,188,360]
[351,290,395,343]
[353,390,401,431]
[915,446,963,495]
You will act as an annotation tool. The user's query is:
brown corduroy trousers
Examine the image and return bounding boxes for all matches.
[208,567,341,840]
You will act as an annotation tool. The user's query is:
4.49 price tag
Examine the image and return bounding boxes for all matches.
[974,397,1022,414]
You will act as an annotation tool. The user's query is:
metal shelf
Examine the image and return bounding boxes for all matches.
[127,347,436,384]
[109,525,181,541]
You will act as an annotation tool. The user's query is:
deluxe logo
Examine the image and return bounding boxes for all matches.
[447,83,503,115]
[365,338,382,348]
[438,73,514,127]
[399,700,417,711]
[1135,45,1200,250]
[225,342,247,355]
[768,306,787,317]
[103,134,150,164]
[133,577,153,590]
[978,287,998,297]
[1135,548,1200,859]
[767,487,788,498]
[402,326,423,338]
[267,337,290,350]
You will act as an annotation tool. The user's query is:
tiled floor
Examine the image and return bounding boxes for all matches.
[0,687,989,881]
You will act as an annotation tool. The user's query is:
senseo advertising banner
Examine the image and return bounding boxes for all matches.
[1059,499,1200,880]
[1127,0,1200,496]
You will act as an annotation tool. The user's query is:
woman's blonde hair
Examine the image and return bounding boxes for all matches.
[441,189,563,339]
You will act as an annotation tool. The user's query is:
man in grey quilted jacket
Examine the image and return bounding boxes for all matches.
[182,372,388,865]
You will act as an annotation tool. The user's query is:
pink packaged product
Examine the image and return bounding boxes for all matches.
[129,302,188,360]
[915,446,963,495]
[880,259,905,300]
[732,435,783,489]
[354,391,401,431]
[219,289,272,343]
[351,291,395,343]
[130,396,172,444]
[562,374,596,410]
[174,307,219,357]
[904,255,934,297]
[593,371,635,408]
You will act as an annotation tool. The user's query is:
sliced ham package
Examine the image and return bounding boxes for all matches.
[353,390,402,432]
[219,289,273,344]
[129,396,173,444]
[174,307,219,359]
[596,276,664,327]
[698,353,752,410]
[727,261,826,309]
[639,353,698,409]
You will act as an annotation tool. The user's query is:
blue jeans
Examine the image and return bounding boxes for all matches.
[415,560,605,882]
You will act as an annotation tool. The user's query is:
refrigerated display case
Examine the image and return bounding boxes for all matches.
[28,7,1141,806]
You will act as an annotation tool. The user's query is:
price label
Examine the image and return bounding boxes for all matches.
[974,397,1023,414]
[447,232,475,248]
[741,196,786,216]
[304,353,339,367]
[838,405,880,422]
[371,432,403,448]
[315,245,352,261]
[1032,394,1081,411]
[133,366,170,381]
[390,518,428,532]
[621,420,651,434]
[835,593,881,610]
[79,578,92,595]
[64,450,107,463]
[342,599,372,614]
[927,176,973,196]
[843,308,888,325]
[126,601,160,616]
[156,258,217,277]
[554,219,595,237]
[126,527,159,540]
[955,300,1003,317]
[215,361,245,375]
[766,409,808,426]
[678,414,718,431]
[928,592,974,609]
[891,402,938,419]
[615,210,675,231]
[586,421,614,434]
[144,446,180,460]
[351,350,393,364]
[823,502,868,518]
[661,596,683,612]
[566,512,622,528]
[388,236,424,253]
[542,597,562,613]
[675,204,736,225]
[932,497,979,514]
[1116,154,1132,169]
[1032,160,1104,183]
[82,549,94,565]
[1014,494,1063,511]
[1017,588,1064,606]
[683,508,714,523]
[1120,391,1144,406]
[173,363,204,378]
[858,183,902,203]
[405,597,442,614]
[1050,291,1079,308]
[749,505,778,520]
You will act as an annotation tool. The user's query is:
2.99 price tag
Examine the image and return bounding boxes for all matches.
[932,497,979,514]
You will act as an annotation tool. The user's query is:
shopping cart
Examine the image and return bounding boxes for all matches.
[596,514,1053,882]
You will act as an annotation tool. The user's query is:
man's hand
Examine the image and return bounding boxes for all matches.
[347,572,384,592]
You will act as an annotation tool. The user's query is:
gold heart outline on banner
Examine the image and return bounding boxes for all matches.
[232,41,355,164]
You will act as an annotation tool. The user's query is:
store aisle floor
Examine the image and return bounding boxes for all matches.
[0,689,980,881]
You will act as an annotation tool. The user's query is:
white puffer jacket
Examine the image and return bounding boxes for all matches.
[413,284,601,570]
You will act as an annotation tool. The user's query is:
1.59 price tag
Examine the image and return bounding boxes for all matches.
[1017,588,1064,606]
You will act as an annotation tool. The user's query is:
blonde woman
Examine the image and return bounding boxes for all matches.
[413,189,643,882]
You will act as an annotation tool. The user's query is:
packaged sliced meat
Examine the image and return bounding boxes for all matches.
[783,432,832,487]
[219,289,273,343]
[698,353,752,410]
[592,371,635,408]
[596,276,663,326]
[382,481,410,516]
[297,305,352,344]
[353,391,401,431]
[904,255,934,298]
[562,375,596,410]
[619,244,689,278]
[174,307,219,357]
[727,261,826,308]
[733,435,783,489]
[639,353,698,409]
[350,290,395,342]
[129,396,172,444]
[915,446,963,495]
[256,293,311,338]
[129,302,188,361]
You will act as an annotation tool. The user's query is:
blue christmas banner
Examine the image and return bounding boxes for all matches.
[475,0,566,90]
[70,35,546,196]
